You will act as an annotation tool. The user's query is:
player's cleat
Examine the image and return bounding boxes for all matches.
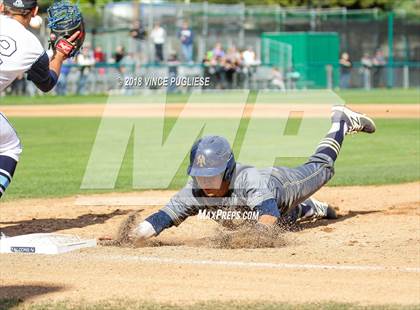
[325,205,338,219]
[299,198,338,220]
[286,198,338,222]
[331,106,376,134]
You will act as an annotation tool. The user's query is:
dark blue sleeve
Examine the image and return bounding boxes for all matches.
[27,52,58,92]
[254,198,280,218]
[145,210,174,235]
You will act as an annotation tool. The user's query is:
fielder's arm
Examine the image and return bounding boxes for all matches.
[27,31,80,92]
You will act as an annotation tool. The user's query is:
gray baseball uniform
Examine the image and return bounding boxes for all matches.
[147,152,334,234]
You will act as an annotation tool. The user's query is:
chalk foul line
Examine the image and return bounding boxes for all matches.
[77,253,420,273]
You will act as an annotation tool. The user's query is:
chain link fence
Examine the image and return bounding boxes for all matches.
[9,2,418,95]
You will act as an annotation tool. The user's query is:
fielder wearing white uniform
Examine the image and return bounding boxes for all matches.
[0,0,78,198]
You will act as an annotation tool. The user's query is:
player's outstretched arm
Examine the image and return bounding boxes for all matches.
[131,186,200,240]
[254,198,280,226]
[131,210,174,241]
[26,0,85,92]
[131,220,158,240]
[27,31,80,92]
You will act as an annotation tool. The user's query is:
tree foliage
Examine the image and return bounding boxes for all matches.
[190,0,410,10]
[36,0,420,17]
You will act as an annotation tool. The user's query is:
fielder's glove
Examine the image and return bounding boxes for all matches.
[47,0,85,58]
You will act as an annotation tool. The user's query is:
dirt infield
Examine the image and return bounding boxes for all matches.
[1,102,419,306]
[1,103,419,118]
[1,182,419,305]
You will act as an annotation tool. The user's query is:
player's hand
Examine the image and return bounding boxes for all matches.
[67,31,81,43]
[129,221,156,241]
[54,31,81,59]
[253,221,282,241]
[50,31,80,44]
[258,214,278,226]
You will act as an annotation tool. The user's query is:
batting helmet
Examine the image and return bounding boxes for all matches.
[187,136,236,181]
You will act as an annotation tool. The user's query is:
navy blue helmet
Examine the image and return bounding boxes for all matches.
[187,136,236,181]
[4,0,37,9]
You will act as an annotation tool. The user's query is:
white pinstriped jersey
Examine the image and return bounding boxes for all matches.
[0,14,45,91]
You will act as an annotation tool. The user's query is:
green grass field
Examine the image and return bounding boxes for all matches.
[3,116,419,201]
[1,89,419,310]
[0,89,419,105]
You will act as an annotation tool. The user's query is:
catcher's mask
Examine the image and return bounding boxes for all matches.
[47,0,85,57]
[187,136,236,186]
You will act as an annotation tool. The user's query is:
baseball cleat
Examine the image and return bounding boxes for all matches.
[300,198,338,220]
[331,106,376,134]
[325,205,338,219]
[287,198,338,222]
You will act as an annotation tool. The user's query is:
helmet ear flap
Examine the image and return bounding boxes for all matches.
[222,153,236,182]
[187,138,201,175]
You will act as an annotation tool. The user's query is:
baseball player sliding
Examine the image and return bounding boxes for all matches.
[131,106,376,239]
[0,0,84,198]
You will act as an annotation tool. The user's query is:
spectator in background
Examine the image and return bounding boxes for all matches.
[211,43,225,88]
[150,22,166,63]
[94,46,106,76]
[178,21,194,63]
[76,46,95,95]
[339,52,352,89]
[120,52,135,75]
[56,58,72,95]
[130,21,146,62]
[242,46,257,88]
[271,67,285,91]
[120,52,136,95]
[130,21,147,41]
[212,42,225,58]
[224,46,241,88]
[167,51,180,93]
[202,49,218,89]
[242,46,257,67]
[372,49,386,88]
[360,53,372,90]
[94,46,106,63]
[286,68,300,90]
[113,46,126,73]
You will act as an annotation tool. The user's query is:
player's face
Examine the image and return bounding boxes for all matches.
[196,174,227,197]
